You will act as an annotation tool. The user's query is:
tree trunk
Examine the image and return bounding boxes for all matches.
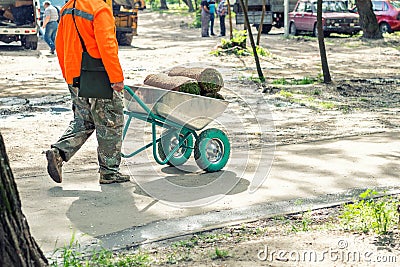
[239,0,265,82]
[227,0,233,39]
[182,0,195,12]
[256,0,266,45]
[0,133,48,267]
[160,0,169,10]
[243,0,248,31]
[356,0,382,39]
[317,0,331,83]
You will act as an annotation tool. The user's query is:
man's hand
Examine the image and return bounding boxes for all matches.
[111,81,124,92]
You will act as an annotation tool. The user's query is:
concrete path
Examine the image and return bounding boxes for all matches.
[14,130,400,253]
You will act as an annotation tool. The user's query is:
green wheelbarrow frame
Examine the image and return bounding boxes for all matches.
[122,85,231,172]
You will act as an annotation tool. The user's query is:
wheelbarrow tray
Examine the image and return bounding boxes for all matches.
[124,85,229,131]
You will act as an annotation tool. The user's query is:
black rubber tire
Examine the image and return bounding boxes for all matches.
[289,22,297,36]
[313,24,329,38]
[21,37,27,48]
[379,22,392,34]
[194,128,230,172]
[29,41,38,50]
[117,32,133,46]
[255,24,272,34]
[262,25,272,34]
[158,130,193,166]
[313,24,318,37]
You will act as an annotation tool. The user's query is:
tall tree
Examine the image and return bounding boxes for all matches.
[317,0,331,83]
[356,0,382,39]
[160,0,169,9]
[227,0,233,39]
[239,0,265,82]
[0,133,48,266]
[182,0,195,12]
[256,0,266,45]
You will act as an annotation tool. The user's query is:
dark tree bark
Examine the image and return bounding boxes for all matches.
[160,0,169,10]
[256,0,266,45]
[356,0,382,39]
[182,0,195,12]
[317,0,331,83]
[239,0,265,82]
[227,0,233,39]
[0,133,48,267]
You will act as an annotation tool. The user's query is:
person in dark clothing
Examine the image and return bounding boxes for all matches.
[217,0,227,36]
[209,0,216,36]
[201,0,210,37]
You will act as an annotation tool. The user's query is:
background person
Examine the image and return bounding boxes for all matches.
[46,0,130,185]
[209,0,216,36]
[201,0,210,37]
[217,0,227,36]
[42,0,59,54]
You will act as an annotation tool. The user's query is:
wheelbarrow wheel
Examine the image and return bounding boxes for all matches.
[194,128,230,172]
[158,130,193,166]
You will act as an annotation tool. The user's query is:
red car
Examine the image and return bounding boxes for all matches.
[289,0,361,37]
[371,0,400,33]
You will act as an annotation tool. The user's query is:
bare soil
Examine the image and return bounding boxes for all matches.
[1,10,400,266]
[140,205,400,266]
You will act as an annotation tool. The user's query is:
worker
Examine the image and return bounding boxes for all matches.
[46,0,130,184]
[201,0,210,37]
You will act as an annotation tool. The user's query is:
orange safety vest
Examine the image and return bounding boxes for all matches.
[56,0,124,85]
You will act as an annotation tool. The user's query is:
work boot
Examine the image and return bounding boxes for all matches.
[46,148,63,183]
[99,172,130,184]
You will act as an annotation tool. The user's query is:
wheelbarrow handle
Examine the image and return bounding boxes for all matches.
[123,85,154,116]
[123,85,135,96]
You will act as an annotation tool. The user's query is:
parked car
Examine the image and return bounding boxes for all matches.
[352,0,400,33]
[289,0,361,37]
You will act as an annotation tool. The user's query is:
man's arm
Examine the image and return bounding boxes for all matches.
[42,14,50,28]
[201,1,210,12]
[94,7,124,91]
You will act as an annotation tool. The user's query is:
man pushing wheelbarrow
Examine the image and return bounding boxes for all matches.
[45,0,130,184]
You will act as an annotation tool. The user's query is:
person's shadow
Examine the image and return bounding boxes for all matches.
[47,168,248,248]
[48,184,144,238]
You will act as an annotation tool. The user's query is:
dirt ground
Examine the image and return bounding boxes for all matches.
[0,10,400,266]
[140,205,400,266]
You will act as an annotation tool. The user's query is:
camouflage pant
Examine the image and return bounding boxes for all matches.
[52,85,124,175]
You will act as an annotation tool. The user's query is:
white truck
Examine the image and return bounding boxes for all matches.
[233,0,298,33]
[0,0,40,49]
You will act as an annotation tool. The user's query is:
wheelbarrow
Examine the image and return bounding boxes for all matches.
[122,85,231,172]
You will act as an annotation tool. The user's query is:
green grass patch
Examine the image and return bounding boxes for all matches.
[292,76,319,85]
[312,89,321,95]
[278,89,293,99]
[340,189,400,235]
[250,45,273,57]
[165,251,192,264]
[49,234,152,267]
[172,238,198,248]
[290,211,313,232]
[272,77,290,85]
[319,101,336,109]
[272,76,321,85]
[211,30,272,58]
[211,247,231,260]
